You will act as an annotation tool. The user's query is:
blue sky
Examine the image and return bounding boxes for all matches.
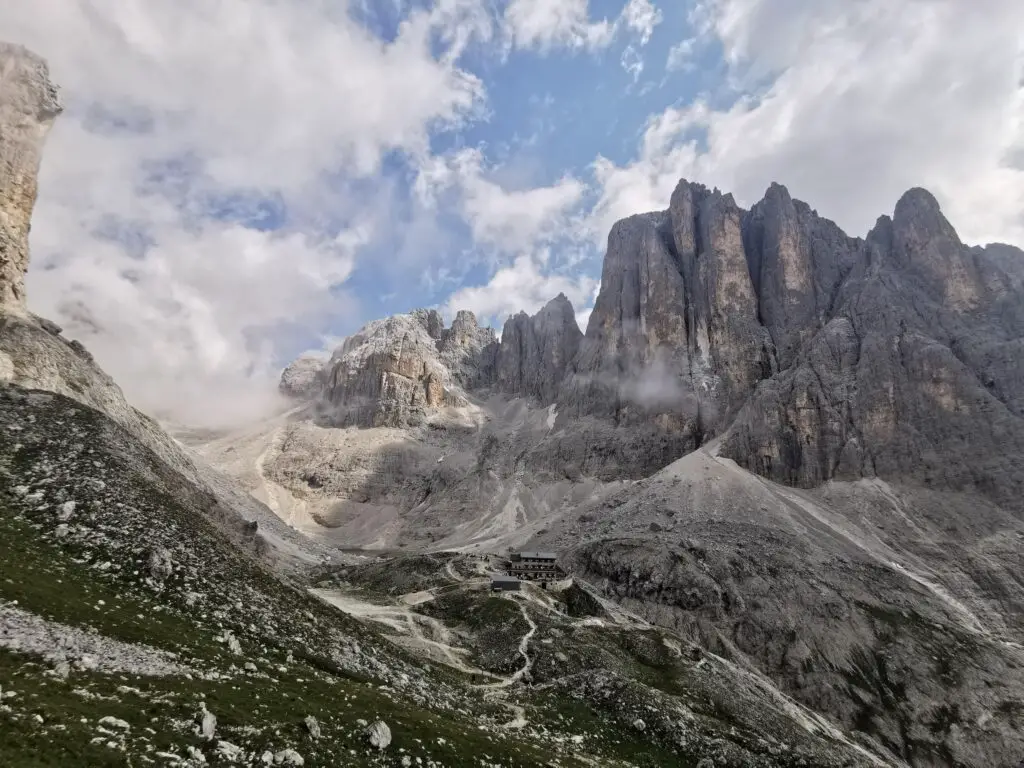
[4,0,1023,426]
[336,0,724,329]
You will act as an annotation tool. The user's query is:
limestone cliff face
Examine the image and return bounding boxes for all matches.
[278,354,326,400]
[741,183,860,368]
[0,43,62,313]
[281,178,1024,506]
[558,182,775,474]
[495,293,581,403]
[563,213,692,419]
[437,309,497,389]
[318,311,481,427]
[725,189,1024,509]
[669,181,775,408]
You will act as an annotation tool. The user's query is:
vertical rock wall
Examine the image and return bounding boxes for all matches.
[0,43,62,313]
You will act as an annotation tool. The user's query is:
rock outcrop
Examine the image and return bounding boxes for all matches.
[279,354,326,400]
[0,43,62,313]
[282,179,1024,504]
[315,309,496,428]
[725,189,1024,509]
[741,182,860,368]
[495,293,581,403]
[436,309,497,388]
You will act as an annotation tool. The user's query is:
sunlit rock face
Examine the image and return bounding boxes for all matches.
[0,42,62,313]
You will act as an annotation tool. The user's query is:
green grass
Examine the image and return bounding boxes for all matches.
[0,507,600,767]
[0,510,223,661]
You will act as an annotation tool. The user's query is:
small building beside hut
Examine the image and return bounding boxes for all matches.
[490,574,521,592]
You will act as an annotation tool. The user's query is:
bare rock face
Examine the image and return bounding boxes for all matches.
[741,182,860,368]
[278,354,326,400]
[557,182,775,477]
[495,293,581,403]
[316,309,495,428]
[565,212,692,423]
[0,43,62,313]
[725,190,1024,509]
[668,181,774,409]
[320,314,463,427]
[437,309,497,388]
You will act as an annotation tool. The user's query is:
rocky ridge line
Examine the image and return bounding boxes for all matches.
[285,180,1024,502]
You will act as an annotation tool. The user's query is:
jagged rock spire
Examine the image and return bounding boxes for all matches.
[0,42,63,313]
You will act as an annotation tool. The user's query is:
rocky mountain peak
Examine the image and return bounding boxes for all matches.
[410,308,444,340]
[278,354,326,400]
[890,186,983,310]
[438,309,497,387]
[0,43,63,313]
[495,293,582,403]
[893,185,945,221]
[317,312,469,428]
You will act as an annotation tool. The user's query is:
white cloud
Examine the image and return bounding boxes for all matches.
[620,45,644,81]
[503,0,613,52]
[442,253,597,327]
[620,0,662,46]
[31,220,364,427]
[593,0,1024,247]
[416,148,585,254]
[503,0,661,54]
[666,37,697,72]
[3,0,493,426]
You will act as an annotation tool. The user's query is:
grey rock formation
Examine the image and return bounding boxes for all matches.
[272,748,305,766]
[725,189,1024,509]
[668,181,774,409]
[317,311,486,428]
[556,182,775,477]
[303,715,320,738]
[196,704,217,740]
[0,43,62,313]
[437,309,497,388]
[364,720,391,750]
[532,443,1024,767]
[278,354,326,400]
[147,547,174,581]
[741,182,859,368]
[495,293,581,403]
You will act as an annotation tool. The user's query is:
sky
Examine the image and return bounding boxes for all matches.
[3,0,1023,427]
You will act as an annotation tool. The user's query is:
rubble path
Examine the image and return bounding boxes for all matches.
[309,587,501,680]
[314,573,547,730]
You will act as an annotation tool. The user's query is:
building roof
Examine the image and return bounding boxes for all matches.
[490,574,521,584]
[517,551,557,560]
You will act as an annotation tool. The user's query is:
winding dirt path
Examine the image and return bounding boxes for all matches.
[314,572,545,729]
[476,598,537,691]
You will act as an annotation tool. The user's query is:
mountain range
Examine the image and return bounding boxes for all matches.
[2,41,1024,768]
